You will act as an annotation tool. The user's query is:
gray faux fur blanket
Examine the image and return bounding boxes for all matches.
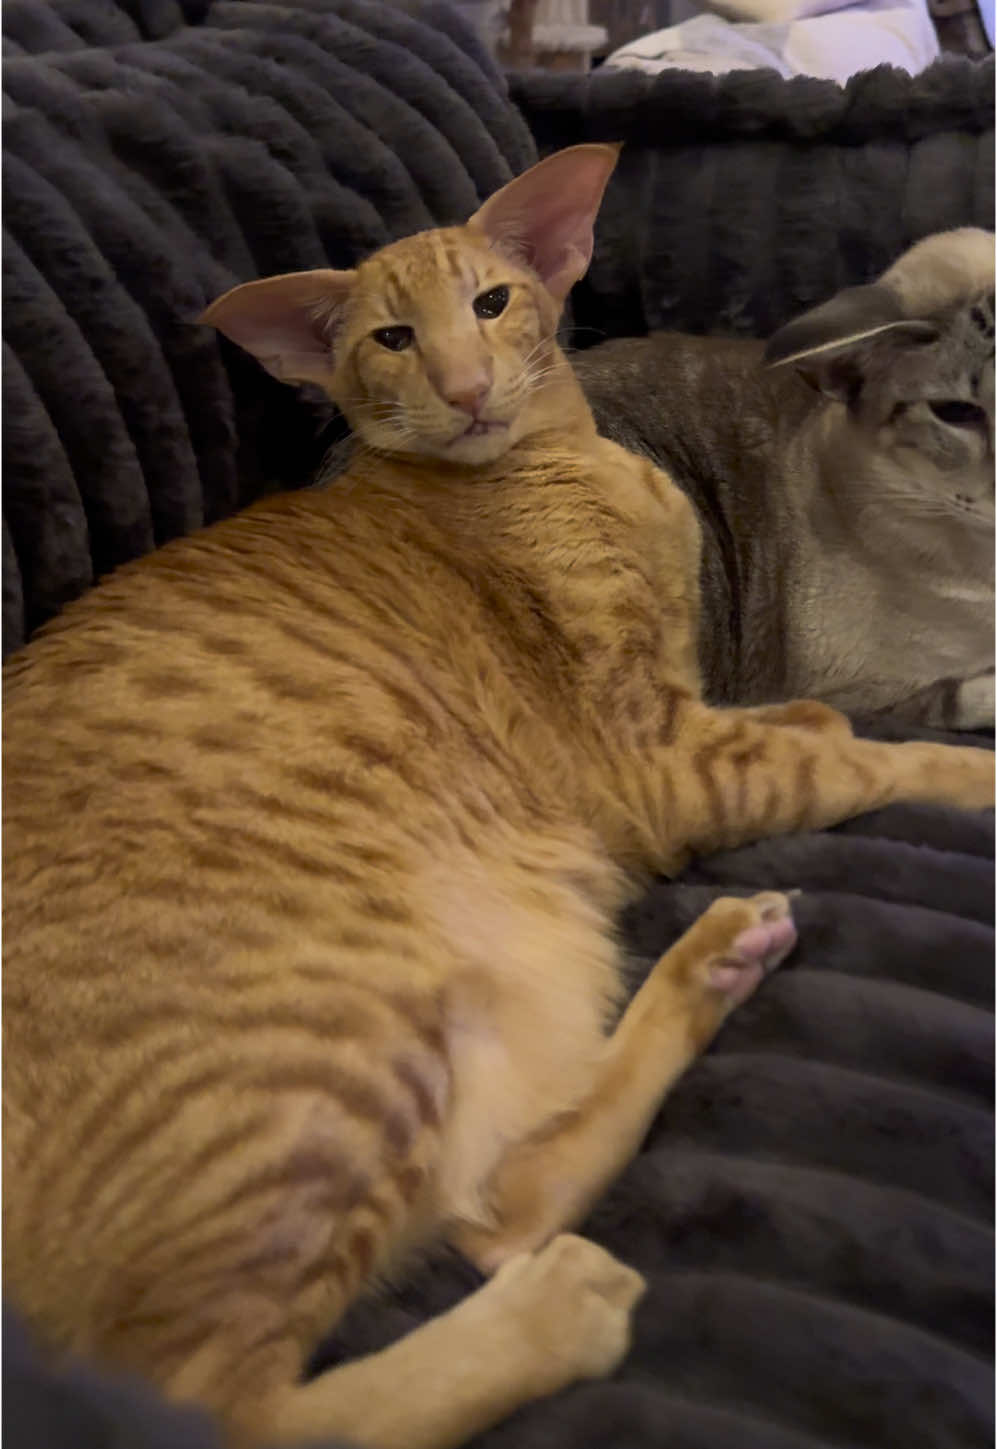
[513,55,995,340]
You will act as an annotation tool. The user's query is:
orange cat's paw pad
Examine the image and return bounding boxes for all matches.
[704,894,797,1005]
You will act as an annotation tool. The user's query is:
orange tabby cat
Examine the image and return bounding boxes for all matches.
[3,145,992,1449]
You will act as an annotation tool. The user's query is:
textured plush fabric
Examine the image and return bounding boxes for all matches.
[3,1307,235,1449]
[512,56,995,345]
[2,4,994,1448]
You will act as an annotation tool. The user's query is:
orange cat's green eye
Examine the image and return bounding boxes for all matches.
[372,325,414,352]
[473,286,509,320]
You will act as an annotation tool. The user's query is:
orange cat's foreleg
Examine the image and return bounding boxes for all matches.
[735,698,853,734]
[598,701,993,873]
[674,704,993,858]
[449,892,795,1275]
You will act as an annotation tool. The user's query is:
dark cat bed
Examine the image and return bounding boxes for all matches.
[3,4,994,1448]
[512,58,996,340]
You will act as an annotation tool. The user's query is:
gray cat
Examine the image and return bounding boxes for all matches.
[573,228,995,730]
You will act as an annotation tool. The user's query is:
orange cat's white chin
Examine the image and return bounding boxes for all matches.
[365,418,519,465]
[435,419,513,464]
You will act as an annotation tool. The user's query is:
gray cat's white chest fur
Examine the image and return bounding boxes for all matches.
[785,533,993,719]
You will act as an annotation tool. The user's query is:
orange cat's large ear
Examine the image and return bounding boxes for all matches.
[467,143,621,303]
[199,269,356,384]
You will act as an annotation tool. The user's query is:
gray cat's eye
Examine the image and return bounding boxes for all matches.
[929,399,987,428]
[473,285,509,320]
[372,325,414,352]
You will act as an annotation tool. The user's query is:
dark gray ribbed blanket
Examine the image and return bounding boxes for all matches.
[2,5,993,1449]
[513,58,995,342]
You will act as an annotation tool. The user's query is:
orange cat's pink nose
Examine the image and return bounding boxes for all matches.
[443,376,491,417]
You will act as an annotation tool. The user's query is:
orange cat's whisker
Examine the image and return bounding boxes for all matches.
[519,332,558,372]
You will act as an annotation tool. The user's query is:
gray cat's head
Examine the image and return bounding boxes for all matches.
[766,229,994,523]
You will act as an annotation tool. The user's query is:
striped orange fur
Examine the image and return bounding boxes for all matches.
[4,146,992,1449]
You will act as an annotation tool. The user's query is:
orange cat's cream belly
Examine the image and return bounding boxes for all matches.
[422,839,627,1226]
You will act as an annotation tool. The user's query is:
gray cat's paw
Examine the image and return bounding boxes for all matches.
[954,670,995,730]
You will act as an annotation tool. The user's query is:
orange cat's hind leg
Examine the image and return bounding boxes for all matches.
[137,1219,643,1449]
[154,1241,643,1448]
[105,1062,646,1449]
[250,1234,644,1449]
[450,892,796,1275]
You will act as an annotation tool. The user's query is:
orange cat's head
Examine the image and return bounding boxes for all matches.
[200,145,620,464]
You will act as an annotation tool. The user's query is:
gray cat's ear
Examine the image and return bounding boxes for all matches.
[467,143,621,303]
[764,283,938,401]
[199,269,356,385]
